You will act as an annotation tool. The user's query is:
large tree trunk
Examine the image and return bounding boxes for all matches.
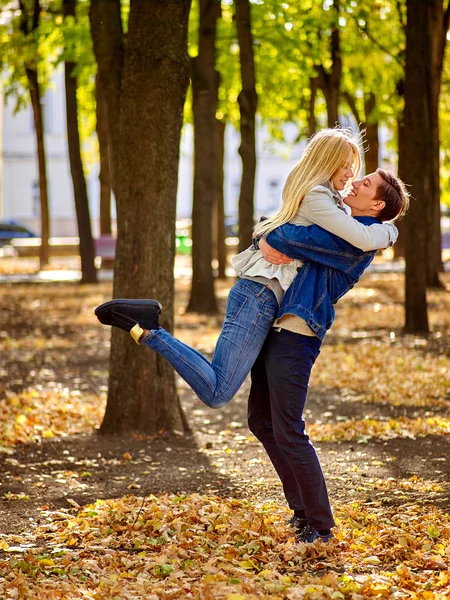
[64,0,97,284]
[236,0,257,253]
[213,118,227,279]
[426,0,448,286]
[19,0,50,269]
[95,74,112,236]
[90,0,191,434]
[317,0,341,128]
[187,0,220,313]
[402,0,430,334]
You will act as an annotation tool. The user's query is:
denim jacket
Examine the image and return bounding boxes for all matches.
[266,216,379,340]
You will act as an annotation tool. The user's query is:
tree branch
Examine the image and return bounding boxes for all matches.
[350,13,404,67]
[343,91,363,126]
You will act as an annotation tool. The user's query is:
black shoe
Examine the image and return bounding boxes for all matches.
[287,514,308,531]
[94,299,162,342]
[296,524,333,544]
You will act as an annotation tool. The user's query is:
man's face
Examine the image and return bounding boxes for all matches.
[343,172,384,214]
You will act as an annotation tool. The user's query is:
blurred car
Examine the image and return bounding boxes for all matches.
[0,222,38,247]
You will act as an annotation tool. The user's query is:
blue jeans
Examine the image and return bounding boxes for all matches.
[141,279,279,408]
[248,329,334,530]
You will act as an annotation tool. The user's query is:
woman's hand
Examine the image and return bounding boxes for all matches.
[259,238,293,265]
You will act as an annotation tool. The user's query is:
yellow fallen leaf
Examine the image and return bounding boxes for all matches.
[363,556,381,565]
[39,558,54,567]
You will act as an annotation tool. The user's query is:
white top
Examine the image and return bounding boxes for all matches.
[232,183,398,292]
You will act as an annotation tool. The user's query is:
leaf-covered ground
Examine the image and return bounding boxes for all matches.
[0,260,449,598]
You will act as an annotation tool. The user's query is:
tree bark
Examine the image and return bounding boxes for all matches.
[394,114,406,259]
[187,0,220,313]
[316,0,341,128]
[90,0,191,434]
[308,77,318,137]
[426,0,447,285]
[214,119,226,279]
[95,74,112,236]
[64,0,97,284]
[363,93,379,175]
[19,0,50,269]
[235,0,257,253]
[402,0,430,334]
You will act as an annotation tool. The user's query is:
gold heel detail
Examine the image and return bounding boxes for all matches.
[130,323,144,344]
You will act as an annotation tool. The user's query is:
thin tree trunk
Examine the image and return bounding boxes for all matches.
[95,74,112,236]
[317,0,341,128]
[27,68,50,269]
[187,0,220,313]
[90,0,191,434]
[402,0,430,334]
[64,0,97,284]
[364,93,379,174]
[19,0,50,269]
[236,0,257,253]
[215,119,226,279]
[308,77,318,137]
[395,114,406,259]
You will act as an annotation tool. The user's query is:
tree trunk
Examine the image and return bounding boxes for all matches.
[90,0,191,434]
[426,0,447,285]
[64,0,97,284]
[214,119,226,279]
[27,68,50,269]
[402,0,430,334]
[364,93,379,174]
[236,0,257,253]
[308,77,318,137]
[95,74,112,236]
[317,0,341,128]
[394,115,406,259]
[187,0,220,313]
[19,0,50,269]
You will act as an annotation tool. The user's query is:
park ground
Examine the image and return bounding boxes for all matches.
[0,257,449,599]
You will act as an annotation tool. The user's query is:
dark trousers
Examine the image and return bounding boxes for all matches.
[248,328,335,530]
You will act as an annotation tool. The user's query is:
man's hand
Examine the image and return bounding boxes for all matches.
[259,237,293,265]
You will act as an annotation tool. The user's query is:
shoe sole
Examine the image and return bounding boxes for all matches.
[94,298,162,318]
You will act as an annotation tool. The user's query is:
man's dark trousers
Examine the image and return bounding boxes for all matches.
[248,328,335,531]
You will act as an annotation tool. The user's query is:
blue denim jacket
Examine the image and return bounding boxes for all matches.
[266,216,379,340]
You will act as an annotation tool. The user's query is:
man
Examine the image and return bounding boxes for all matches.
[247,169,409,543]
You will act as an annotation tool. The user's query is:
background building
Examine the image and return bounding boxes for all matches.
[0,68,306,238]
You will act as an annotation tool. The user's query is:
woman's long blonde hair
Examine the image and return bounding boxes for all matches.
[253,128,362,237]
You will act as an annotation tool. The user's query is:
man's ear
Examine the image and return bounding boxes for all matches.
[373,199,386,211]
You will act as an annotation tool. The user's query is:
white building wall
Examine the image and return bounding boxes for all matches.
[1,68,306,235]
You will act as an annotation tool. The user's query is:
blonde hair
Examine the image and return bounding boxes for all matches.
[254,128,362,237]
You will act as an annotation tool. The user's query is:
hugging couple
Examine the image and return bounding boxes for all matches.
[95,128,409,544]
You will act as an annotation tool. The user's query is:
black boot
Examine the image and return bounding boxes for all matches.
[94,299,162,343]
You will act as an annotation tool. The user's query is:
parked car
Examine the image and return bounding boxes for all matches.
[0,222,37,247]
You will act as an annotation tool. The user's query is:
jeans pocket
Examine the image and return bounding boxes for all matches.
[225,289,248,322]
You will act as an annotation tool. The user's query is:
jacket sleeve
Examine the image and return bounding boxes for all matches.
[266,222,375,272]
[302,188,397,250]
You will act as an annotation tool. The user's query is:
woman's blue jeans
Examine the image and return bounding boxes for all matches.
[141,279,279,408]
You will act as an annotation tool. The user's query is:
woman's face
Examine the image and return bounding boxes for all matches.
[331,151,354,191]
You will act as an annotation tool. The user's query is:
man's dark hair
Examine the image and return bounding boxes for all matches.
[375,168,410,222]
